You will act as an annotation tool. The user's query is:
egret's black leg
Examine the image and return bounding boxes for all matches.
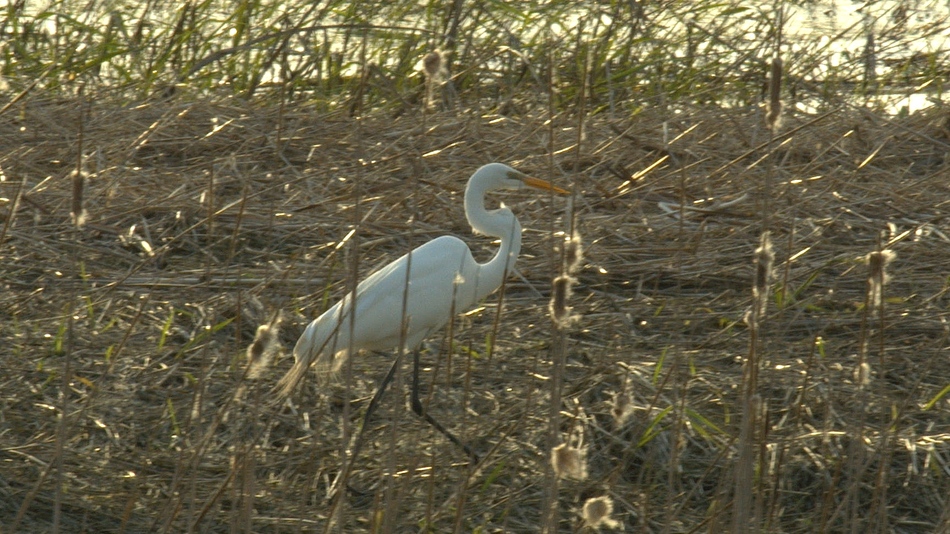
[348,353,401,463]
[410,348,479,463]
[334,349,476,502]
[327,353,401,500]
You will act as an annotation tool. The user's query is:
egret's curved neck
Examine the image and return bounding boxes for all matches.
[465,178,522,299]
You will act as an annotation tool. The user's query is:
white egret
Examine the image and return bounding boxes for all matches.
[278,162,568,459]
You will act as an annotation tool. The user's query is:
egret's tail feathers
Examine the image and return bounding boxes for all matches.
[276,361,305,398]
[276,347,346,397]
[277,311,349,397]
[275,333,320,397]
[312,351,344,381]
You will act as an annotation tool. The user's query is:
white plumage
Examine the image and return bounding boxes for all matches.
[278,163,567,396]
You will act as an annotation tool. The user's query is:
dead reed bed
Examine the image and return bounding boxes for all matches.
[1,95,948,532]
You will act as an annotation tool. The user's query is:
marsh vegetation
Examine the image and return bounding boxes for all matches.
[1,1,948,532]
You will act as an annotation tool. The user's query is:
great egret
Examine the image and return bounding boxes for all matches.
[278,162,568,459]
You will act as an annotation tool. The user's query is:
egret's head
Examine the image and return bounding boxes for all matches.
[473,163,570,194]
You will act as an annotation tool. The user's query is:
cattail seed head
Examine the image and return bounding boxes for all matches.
[564,232,584,275]
[550,275,578,328]
[752,232,775,318]
[551,443,588,480]
[70,169,89,228]
[422,50,445,81]
[246,314,282,379]
[611,389,634,428]
[866,249,895,308]
[420,49,448,110]
[854,361,872,388]
[581,496,620,530]
[765,56,784,132]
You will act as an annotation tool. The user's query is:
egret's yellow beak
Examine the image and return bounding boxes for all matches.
[509,171,570,195]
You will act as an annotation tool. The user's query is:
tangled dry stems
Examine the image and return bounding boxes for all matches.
[1,94,949,532]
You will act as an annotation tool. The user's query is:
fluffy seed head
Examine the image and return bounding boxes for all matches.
[611,384,635,428]
[550,275,578,328]
[420,50,448,110]
[564,232,584,275]
[866,249,895,308]
[611,392,632,427]
[581,496,620,529]
[854,361,872,388]
[752,232,775,317]
[70,169,89,228]
[551,443,588,481]
[247,315,282,379]
[422,50,445,80]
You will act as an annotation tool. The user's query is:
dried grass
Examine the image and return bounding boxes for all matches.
[1,93,949,532]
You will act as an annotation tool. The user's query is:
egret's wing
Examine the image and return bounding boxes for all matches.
[345,236,474,345]
[282,236,479,393]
